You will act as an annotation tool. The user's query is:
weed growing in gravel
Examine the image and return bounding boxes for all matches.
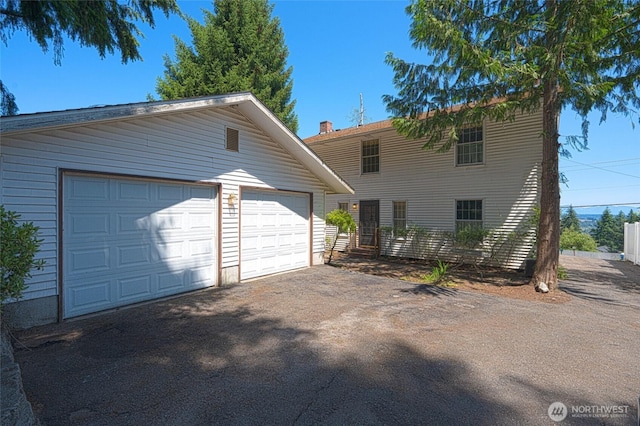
[422,260,450,285]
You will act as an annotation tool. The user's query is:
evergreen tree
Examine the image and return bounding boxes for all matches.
[627,209,640,224]
[155,0,298,132]
[561,206,581,232]
[0,0,179,115]
[383,1,640,292]
[591,208,622,252]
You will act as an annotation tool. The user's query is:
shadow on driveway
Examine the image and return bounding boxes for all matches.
[13,265,639,425]
[559,255,640,308]
[15,293,519,425]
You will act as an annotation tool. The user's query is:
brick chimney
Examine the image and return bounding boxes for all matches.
[319,120,333,134]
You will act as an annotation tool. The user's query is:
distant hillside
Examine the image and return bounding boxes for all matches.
[578,214,600,232]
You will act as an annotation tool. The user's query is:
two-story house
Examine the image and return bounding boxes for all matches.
[305,110,543,269]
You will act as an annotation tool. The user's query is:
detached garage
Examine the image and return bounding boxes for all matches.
[0,93,353,327]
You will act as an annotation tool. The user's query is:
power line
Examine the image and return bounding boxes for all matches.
[563,159,640,179]
[560,202,640,208]
[561,157,640,168]
[562,184,640,192]
[562,162,640,173]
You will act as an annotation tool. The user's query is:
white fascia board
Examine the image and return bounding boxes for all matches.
[0,93,253,134]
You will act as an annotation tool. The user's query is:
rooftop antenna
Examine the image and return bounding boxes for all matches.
[347,93,369,127]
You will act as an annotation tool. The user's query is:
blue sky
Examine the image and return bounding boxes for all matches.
[1,0,638,215]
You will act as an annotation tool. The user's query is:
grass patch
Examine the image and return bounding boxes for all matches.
[558,264,568,279]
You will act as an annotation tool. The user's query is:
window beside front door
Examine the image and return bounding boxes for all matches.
[393,201,407,230]
[361,139,380,174]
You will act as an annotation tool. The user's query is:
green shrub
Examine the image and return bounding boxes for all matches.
[560,229,597,252]
[1,206,45,303]
[325,209,356,264]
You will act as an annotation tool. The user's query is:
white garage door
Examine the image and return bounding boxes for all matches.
[241,190,310,280]
[63,174,218,318]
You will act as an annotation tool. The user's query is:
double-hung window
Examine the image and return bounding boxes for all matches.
[456,200,483,232]
[361,139,380,174]
[456,126,483,165]
[393,201,407,230]
[338,202,349,212]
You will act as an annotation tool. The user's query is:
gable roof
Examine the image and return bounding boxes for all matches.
[0,92,353,195]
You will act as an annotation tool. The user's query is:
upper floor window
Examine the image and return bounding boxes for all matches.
[393,201,407,230]
[456,126,483,165]
[226,127,239,151]
[361,139,380,174]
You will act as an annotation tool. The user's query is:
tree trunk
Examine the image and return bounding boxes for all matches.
[532,78,561,292]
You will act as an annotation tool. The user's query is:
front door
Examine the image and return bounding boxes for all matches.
[359,200,379,247]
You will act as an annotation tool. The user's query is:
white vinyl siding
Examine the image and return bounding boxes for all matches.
[1,106,329,301]
[310,109,542,268]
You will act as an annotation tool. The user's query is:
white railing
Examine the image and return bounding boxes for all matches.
[623,222,640,265]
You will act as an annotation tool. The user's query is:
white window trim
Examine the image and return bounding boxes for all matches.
[454,124,485,167]
[361,138,380,175]
[454,198,484,232]
[392,200,407,230]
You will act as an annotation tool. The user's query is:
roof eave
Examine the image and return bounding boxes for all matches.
[0,92,354,195]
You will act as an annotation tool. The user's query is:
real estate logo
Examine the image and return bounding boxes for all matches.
[548,401,568,422]
[548,401,633,422]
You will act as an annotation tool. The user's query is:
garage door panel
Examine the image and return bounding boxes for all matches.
[157,271,185,291]
[68,281,111,309]
[64,174,217,318]
[118,181,151,200]
[117,244,151,267]
[158,183,184,201]
[67,177,110,200]
[241,190,309,280]
[118,275,152,300]
[69,248,110,272]
[70,213,110,235]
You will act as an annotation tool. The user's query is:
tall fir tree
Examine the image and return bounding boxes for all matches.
[591,208,623,252]
[155,0,298,132]
[560,206,581,232]
[383,0,640,291]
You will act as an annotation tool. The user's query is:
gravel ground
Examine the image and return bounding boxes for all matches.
[12,255,640,425]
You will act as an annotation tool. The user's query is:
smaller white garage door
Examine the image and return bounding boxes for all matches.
[241,190,310,280]
[63,174,218,318]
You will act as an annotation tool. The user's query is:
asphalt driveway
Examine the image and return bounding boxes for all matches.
[13,256,640,425]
